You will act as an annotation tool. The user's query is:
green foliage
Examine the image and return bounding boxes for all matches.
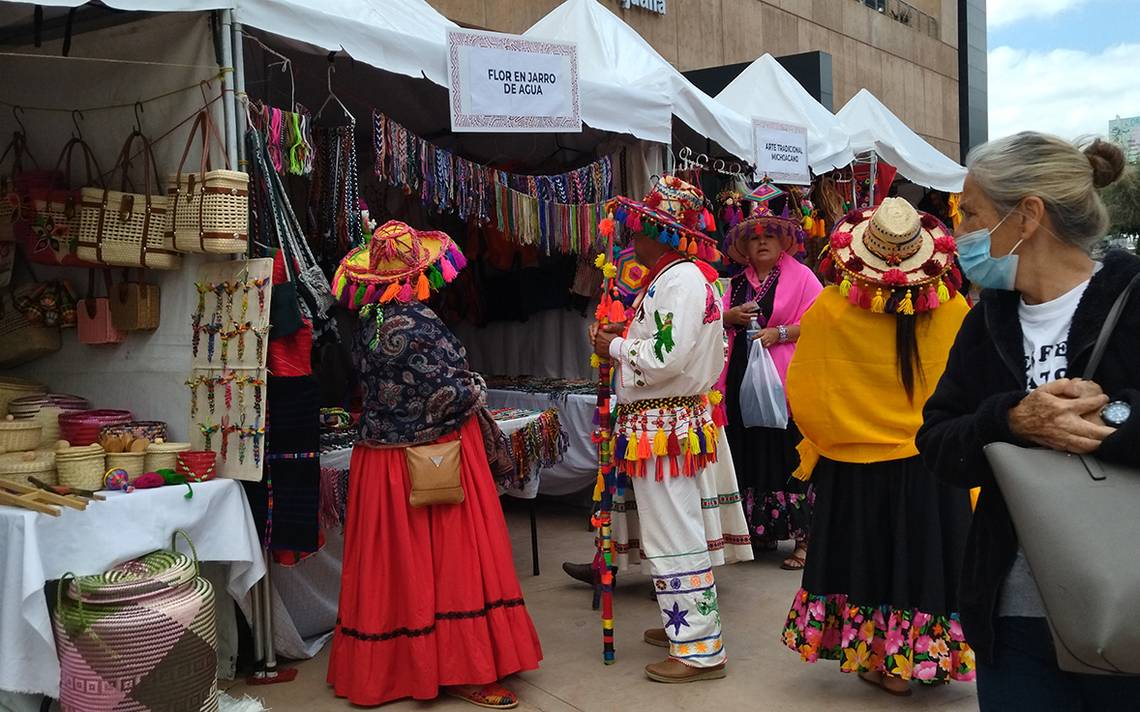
[1102,166,1140,236]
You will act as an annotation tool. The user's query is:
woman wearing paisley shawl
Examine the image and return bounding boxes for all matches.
[326,221,541,709]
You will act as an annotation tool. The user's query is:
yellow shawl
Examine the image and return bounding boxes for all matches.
[789,287,969,479]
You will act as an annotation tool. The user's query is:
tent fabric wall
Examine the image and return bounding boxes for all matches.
[715,53,854,173]
[525,0,754,161]
[837,88,966,193]
[0,11,224,440]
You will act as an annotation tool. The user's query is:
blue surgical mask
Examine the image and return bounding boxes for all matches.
[956,212,1024,291]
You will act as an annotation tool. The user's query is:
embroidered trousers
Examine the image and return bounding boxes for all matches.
[631,466,727,668]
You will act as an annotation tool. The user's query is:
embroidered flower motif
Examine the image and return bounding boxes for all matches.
[830,231,853,249]
[922,259,943,276]
[881,268,909,287]
[891,653,914,678]
[914,660,939,681]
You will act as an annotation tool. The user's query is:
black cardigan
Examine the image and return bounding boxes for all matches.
[916,249,1140,664]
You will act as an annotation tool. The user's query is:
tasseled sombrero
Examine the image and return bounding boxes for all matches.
[331,220,467,311]
[725,202,806,264]
[819,197,961,315]
[599,176,721,262]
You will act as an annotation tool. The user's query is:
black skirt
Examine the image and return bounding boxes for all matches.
[801,455,972,614]
[724,326,811,542]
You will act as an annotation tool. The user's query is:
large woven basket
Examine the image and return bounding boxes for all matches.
[8,393,89,446]
[167,110,248,255]
[0,417,41,453]
[53,536,219,712]
[55,443,105,490]
[0,450,56,485]
[0,286,61,368]
[145,441,191,472]
[60,409,132,447]
[0,377,46,416]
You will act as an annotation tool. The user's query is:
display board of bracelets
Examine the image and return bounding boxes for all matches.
[186,258,272,481]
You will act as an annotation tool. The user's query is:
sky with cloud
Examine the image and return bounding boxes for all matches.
[987,0,1140,140]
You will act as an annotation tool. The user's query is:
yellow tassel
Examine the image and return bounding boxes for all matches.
[870,289,885,313]
[625,436,639,461]
[603,263,618,279]
[592,473,604,501]
[839,273,852,298]
[590,353,601,368]
[652,429,668,457]
[802,215,813,232]
[938,280,950,303]
[704,424,717,455]
[687,428,700,455]
[708,389,723,406]
[898,289,914,315]
[594,252,607,269]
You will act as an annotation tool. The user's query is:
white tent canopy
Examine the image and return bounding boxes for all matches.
[3,0,672,144]
[715,53,854,173]
[837,88,966,192]
[525,0,754,161]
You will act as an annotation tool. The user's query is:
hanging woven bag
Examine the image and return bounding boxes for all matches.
[24,136,104,267]
[53,531,219,712]
[77,130,180,270]
[167,109,248,254]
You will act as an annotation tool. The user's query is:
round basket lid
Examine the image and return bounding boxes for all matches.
[65,549,198,604]
[147,441,192,453]
[8,394,88,417]
[54,444,105,460]
[0,419,40,432]
[0,377,46,392]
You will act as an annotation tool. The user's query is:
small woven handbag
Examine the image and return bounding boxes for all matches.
[0,131,36,243]
[77,269,126,345]
[168,109,248,254]
[77,130,180,270]
[109,268,160,331]
[53,531,219,712]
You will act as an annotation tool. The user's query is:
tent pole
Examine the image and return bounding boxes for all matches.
[218,9,239,169]
[869,151,877,206]
[232,19,247,168]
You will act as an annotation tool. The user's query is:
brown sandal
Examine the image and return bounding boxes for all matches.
[781,545,808,570]
[446,683,520,709]
[858,671,913,697]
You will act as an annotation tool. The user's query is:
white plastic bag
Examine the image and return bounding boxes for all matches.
[739,339,788,429]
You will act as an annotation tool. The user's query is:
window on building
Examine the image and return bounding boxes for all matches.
[863,0,886,12]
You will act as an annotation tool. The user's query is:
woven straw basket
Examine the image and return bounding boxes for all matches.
[0,418,41,453]
[167,110,248,255]
[0,450,56,485]
[56,443,105,490]
[145,441,191,472]
[0,287,61,368]
[53,535,219,712]
[0,377,46,417]
[110,280,160,331]
[105,451,145,479]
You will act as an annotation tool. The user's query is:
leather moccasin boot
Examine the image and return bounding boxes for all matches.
[645,658,726,683]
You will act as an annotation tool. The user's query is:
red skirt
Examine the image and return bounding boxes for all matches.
[327,416,542,706]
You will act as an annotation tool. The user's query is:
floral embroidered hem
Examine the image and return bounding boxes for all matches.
[745,487,814,543]
[782,589,976,684]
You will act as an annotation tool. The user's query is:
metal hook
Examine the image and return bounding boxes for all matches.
[316,56,355,124]
[713,158,726,173]
[71,109,84,140]
[133,101,144,133]
[696,153,709,167]
[12,106,26,136]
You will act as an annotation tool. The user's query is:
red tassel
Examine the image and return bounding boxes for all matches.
[599,217,616,238]
[702,207,717,232]
[637,432,651,460]
[626,211,643,232]
[609,299,626,323]
[666,432,681,456]
[656,457,665,482]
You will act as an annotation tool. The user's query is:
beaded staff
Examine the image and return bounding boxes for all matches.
[589,225,628,665]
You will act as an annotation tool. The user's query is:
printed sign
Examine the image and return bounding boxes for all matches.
[621,0,667,14]
[447,28,581,133]
[753,119,810,186]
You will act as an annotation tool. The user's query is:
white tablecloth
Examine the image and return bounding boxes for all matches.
[0,479,266,697]
[487,389,598,496]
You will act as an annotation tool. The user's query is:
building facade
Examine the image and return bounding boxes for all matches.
[1109,116,1140,164]
[428,0,986,161]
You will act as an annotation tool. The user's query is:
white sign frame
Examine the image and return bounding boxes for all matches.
[447,28,582,133]
[753,119,811,186]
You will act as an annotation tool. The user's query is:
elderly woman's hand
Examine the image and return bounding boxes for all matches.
[724,302,758,328]
[1008,378,1116,454]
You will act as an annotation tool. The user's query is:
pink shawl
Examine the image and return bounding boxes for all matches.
[716,252,823,395]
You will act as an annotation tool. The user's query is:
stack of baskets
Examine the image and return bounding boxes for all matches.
[8,393,89,447]
[100,420,168,443]
[52,534,219,711]
[59,410,132,447]
[56,443,105,490]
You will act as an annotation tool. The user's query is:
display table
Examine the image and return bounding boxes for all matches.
[487,384,600,496]
[0,479,265,698]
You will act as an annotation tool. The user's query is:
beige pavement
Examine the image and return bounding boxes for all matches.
[226,502,978,711]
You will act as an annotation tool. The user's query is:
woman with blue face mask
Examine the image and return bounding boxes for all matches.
[917,133,1140,711]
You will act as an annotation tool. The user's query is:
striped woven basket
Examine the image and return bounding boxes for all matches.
[53,533,218,712]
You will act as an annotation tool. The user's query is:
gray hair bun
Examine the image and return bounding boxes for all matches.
[1084,139,1125,189]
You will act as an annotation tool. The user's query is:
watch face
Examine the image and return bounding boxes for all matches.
[1103,401,1131,426]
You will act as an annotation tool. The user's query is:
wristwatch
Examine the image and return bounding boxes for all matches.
[777,325,789,343]
[1101,400,1131,428]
